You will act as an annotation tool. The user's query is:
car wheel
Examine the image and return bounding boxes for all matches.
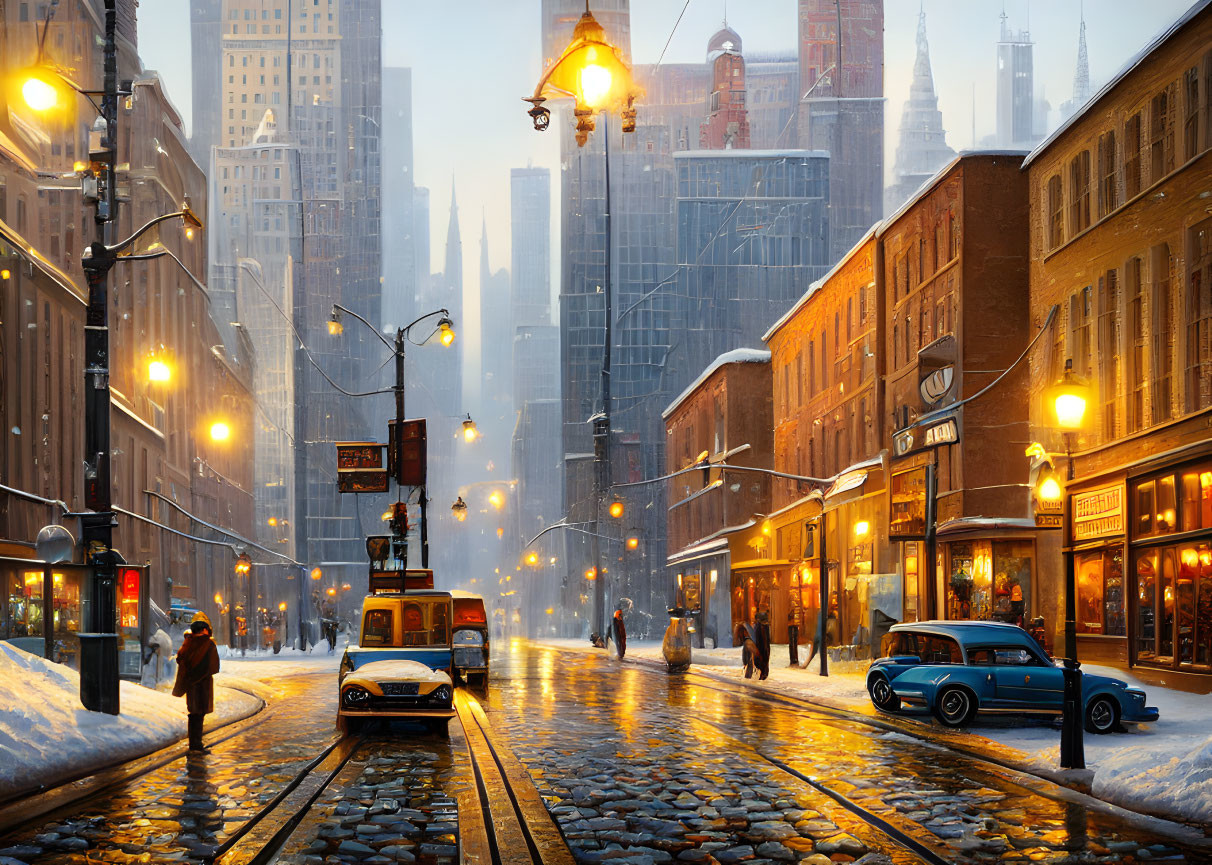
[868,675,901,712]
[1085,695,1120,734]
[933,686,976,728]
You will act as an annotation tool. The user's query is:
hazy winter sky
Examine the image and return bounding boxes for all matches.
[141,0,1192,350]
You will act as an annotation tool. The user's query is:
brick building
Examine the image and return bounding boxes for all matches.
[663,349,771,647]
[1023,0,1212,681]
[1,2,258,664]
[880,152,1041,635]
[764,230,888,654]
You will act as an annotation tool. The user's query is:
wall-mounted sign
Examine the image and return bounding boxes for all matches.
[825,469,868,499]
[920,366,955,405]
[1035,513,1063,528]
[337,469,389,494]
[917,334,957,407]
[893,416,959,457]
[336,442,385,470]
[1072,484,1124,542]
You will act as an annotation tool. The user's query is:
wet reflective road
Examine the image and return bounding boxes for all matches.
[483,643,1209,864]
[1,646,1208,864]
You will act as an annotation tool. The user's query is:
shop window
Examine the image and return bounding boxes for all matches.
[1180,470,1212,532]
[1076,549,1126,636]
[3,570,44,642]
[947,541,988,620]
[1137,549,1157,659]
[992,541,1033,627]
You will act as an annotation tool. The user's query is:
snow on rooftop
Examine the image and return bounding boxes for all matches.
[662,348,771,420]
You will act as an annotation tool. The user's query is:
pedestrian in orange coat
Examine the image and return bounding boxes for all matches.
[173,620,220,753]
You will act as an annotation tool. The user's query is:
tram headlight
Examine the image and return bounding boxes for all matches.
[342,685,371,707]
[432,685,452,704]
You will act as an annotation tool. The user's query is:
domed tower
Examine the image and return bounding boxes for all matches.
[700,24,751,149]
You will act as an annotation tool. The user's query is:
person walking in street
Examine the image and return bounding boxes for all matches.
[173,619,220,753]
[611,607,628,660]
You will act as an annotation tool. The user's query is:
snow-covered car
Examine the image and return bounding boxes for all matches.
[866,621,1159,734]
[337,591,456,733]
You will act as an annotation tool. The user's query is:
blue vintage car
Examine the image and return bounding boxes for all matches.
[866,621,1159,733]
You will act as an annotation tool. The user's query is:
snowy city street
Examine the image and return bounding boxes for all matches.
[4,0,1212,861]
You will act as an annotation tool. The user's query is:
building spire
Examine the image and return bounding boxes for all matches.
[1072,13,1090,105]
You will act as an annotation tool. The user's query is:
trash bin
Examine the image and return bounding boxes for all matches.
[78,632,120,715]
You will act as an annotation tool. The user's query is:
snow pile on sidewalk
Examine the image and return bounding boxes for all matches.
[1095,733,1212,824]
[0,641,260,798]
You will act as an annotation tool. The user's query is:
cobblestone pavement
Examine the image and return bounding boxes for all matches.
[484,644,1208,865]
[0,671,339,864]
[274,729,471,865]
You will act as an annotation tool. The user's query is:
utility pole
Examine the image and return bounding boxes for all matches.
[592,115,614,639]
[78,0,120,715]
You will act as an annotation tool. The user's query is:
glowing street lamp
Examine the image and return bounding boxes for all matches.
[523,4,641,146]
[626,536,639,551]
[147,350,172,383]
[1048,360,1090,431]
[437,317,455,347]
[608,501,624,519]
[209,420,232,442]
[451,496,469,522]
[488,490,505,510]
[525,551,540,566]
[327,311,344,336]
[462,415,479,443]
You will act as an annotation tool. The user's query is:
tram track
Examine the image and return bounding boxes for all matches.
[455,689,577,865]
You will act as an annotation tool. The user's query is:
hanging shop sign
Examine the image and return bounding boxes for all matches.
[1071,484,1124,542]
[336,442,385,470]
[893,415,959,457]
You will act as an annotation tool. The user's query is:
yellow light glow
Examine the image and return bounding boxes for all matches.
[72,161,87,173]
[585,567,597,580]
[147,358,172,383]
[439,322,455,347]
[1038,476,1062,502]
[609,501,624,519]
[22,76,59,112]
[489,490,505,509]
[545,607,555,615]
[381,508,393,521]
[462,417,479,443]
[214,593,223,605]
[579,61,613,108]
[267,517,277,526]
[1054,393,1087,430]
[761,520,772,536]
[626,537,639,550]
[497,527,505,539]
[0,270,10,280]
[278,601,287,611]
[1181,548,1199,568]
[526,552,540,565]
[209,421,231,441]
[1202,472,1212,487]
[327,318,343,336]
[854,520,870,538]
[185,226,196,241]
[311,567,323,580]
[327,587,336,596]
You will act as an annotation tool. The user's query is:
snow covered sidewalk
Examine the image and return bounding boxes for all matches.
[0,642,336,800]
[533,637,1212,827]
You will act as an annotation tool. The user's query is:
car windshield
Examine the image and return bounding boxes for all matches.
[360,598,451,648]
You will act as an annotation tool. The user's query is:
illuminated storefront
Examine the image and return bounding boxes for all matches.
[1,557,90,668]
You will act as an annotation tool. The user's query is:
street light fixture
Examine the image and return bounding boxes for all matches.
[608,501,624,519]
[462,415,480,443]
[209,421,232,442]
[488,490,505,510]
[451,497,468,522]
[523,4,641,146]
[437,317,456,347]
[146,346,173,383]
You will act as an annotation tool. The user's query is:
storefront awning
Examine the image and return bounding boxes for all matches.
[936,517,1038,536]
[666,537,729,566]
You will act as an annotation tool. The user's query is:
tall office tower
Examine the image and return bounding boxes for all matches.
[412,186,431,301]
[1059,14,1092,120]
[745,53,801,148]
[189,0,223,168]
[673,150,831,383]
[886,9,955,212]
[382,67,415,332]
[996,10,1038,147]
[700,25,751,150]
[798,0,883,261]
[209,0,382,593]
[510,166,552,328]
[479,215,513,423]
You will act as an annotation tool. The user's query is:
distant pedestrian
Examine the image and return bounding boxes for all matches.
[611,608,628,660]
[173,619,220,753]
[754,612,771,681]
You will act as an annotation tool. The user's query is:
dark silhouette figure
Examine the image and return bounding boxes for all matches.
[737,621,769,680]
[611,608,628,660]
[173,620,220,753]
